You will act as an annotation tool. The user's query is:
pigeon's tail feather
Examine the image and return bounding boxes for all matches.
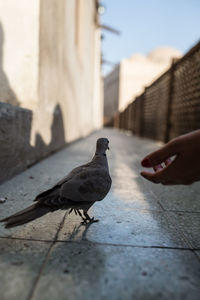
[0,204,51,228]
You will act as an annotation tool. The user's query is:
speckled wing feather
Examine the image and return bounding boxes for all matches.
[34,162,91,201]
[60,167,112,203]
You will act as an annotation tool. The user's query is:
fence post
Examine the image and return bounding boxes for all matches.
[164,60,176,143]
[128,103,134,132]
[139,93,145,137]
[131,101,135,134]
[113,112,119,129]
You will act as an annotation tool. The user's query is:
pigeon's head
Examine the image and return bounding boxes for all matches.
[96,138,110,154]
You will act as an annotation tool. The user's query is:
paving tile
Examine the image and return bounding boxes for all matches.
[33,243,200,300]
[145,181,200,212]
[111,175,161,211]
[1,128,200,300]
[169,212,200,248]
[0,210,66,241]
[0,238,50,300]
[195,251,200,259]
[58,206,187,248]
[0,169,66,240]
[109,190,161,211]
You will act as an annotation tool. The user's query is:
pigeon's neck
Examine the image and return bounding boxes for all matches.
[92,153,109,171]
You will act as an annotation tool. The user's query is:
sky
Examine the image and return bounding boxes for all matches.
[100,0,200,75]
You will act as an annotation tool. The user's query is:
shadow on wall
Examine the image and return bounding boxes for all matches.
[0,19,66,183]
[34,104,66,160]
[0,21,19,106]
[0,102,66,183]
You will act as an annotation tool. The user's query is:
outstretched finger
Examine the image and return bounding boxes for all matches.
[141,141,177,168]
[141,155,180,184]
[140,171,162,183]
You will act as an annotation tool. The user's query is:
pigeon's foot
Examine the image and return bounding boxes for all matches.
[81,211,99,225]
[81,218,99,225]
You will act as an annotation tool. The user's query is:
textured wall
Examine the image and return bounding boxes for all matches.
[0,1,39,108]
[0,0,102,183]
[0,103,33,182]
[116,41,200,143]
[0,102,66,183]
[104,65,120,122]
[104,47,182,118]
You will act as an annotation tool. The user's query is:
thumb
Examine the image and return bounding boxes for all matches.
[141,142,176,167]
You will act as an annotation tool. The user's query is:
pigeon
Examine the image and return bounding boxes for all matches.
[0,138,112,228]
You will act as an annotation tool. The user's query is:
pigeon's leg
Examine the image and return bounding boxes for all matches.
[69,208,73,214]
[81,211,99,224]
[75,209,84,219]
[69,208,85,221]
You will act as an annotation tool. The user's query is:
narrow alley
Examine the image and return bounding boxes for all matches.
[0,128,200,300]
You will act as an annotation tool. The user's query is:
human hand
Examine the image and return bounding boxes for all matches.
[140,130,200,185]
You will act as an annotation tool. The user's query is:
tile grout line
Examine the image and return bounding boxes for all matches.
[26,211,69,300]
[192,250,200,263]
[56,239,198,251]
[1,232,200,251]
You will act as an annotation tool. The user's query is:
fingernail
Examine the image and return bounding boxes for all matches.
[141,158,151,167]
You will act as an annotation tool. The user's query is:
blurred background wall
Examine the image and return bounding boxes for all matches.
[112,41,200,143]
[0,0,103,183]
[104,46,182,124]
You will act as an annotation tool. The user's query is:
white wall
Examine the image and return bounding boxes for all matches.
[104,48,182,115]
[0,0,39,108]
[0,0,103,147]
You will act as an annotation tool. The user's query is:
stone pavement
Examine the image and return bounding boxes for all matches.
[0,128,200,300]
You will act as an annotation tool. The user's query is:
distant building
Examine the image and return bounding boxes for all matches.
[104,47,182,123]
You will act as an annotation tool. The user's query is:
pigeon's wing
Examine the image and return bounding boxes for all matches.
[60,167,112,203]
[34,162,91,201]
[55,162,91,186]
